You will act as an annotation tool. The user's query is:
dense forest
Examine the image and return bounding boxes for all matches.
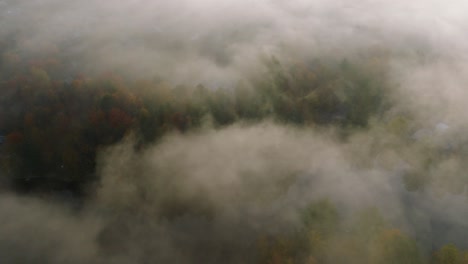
[2,1,468,263]
[0,39,391,194]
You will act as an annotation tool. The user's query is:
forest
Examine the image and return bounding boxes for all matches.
[2,0,468,263]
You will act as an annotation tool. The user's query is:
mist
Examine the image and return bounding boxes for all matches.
[1,122,467,263]
[1,0,467,85]
[2,0,468,263]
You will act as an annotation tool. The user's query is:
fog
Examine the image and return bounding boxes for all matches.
[2,0,468,263]
[0,122,466,262]
[2,0,467,85]
[0,124,437,262]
